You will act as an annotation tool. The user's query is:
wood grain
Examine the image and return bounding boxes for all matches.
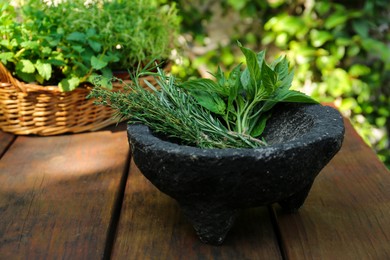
[273,118,390,259]
[0,126,129,259]
[0,131,15,158]
[111,159,282,260]
[2,114,389,259]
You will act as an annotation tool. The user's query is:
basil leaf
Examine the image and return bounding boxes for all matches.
[240,68,251,93]
[239,43,263,98]
[228,64,242,102]
[256,50,266,68]
[228,64,242,87]
[250,113,270,138]
[274,56,289,82]
[181,78,226,97]
[261,60,277,94]
[239,45,261,83]
[262,89,318,110]
[189,90,226,115]
[212,66,226,88]
[277,69,294,90]
[270,56,284,69]
[276,90,319,103]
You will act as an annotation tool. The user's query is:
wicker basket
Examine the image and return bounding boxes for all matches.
[0,62,163,136]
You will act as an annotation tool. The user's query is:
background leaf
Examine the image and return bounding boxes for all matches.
[310,30,333,47]
[66,32,87,43]
[16,59,35,73]
[324,12,348,29]
[88,40,102,52]
[59,77,80,92]
[0,52,14,63]
[35,60,52,81]
[91,56,108,70]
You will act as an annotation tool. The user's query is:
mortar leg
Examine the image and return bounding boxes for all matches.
[179,202,238,245]
[278,182,314,213]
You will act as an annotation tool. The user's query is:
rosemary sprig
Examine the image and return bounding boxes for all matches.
[88,66,266,149]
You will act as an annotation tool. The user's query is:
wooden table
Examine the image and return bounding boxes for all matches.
[1,118,389,259]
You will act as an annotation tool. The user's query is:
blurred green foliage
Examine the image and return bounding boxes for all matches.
[169,0,390,168]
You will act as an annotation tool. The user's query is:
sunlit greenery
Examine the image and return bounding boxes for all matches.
[0,0,179,91]
[169,0,390,168]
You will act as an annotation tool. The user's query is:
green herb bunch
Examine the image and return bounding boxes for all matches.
[180,43,318,139]
[90,64,266,149]
[0,0,179,91]
[89,45,317,149]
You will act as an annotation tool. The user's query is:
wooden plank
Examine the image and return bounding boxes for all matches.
[0,125,130,259]
[112,160,282,259]
[273,118,390,259]
[0,131,16,158]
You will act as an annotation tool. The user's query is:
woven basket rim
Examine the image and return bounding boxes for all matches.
[21,82,92,93]
[0,61,171,136]
[0,61,171,93]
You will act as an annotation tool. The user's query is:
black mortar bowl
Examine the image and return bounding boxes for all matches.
[127,103,345,245]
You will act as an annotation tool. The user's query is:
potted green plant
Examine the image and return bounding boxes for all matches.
[89,44,345,245]
[0,0,179,135]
